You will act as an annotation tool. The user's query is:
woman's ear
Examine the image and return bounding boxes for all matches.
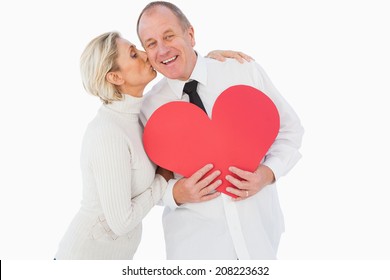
[106,71,124,86]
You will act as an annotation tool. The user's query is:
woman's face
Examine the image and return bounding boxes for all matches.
[112,37,157,97]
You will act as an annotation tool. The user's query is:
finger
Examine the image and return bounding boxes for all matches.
[200,179,222,196]
[197,170,221,189]
[220,50,244,63]
[233,53,245,63]
[206,51,226,62]
[225,174,246,189]
[189,164,214,183]
[219,50,243,62]
[229,166,253,181]
[238,52,254,62]
[200,191,221,202]
[225,187,241,197]
[215,53,227,62]
[226,187,249,200]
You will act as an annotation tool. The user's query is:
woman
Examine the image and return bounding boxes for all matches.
[55,32,251,259]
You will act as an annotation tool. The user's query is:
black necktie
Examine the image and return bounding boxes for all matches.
[183,80,207,113]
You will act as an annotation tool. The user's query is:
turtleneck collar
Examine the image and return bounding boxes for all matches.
[103,94,144,115]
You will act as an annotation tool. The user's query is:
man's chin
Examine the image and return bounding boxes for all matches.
[161,72,182,80]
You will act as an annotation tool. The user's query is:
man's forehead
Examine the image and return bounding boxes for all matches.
[139,6,179,30]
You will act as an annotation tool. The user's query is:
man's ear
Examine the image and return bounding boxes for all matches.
[188,26,196,47]
[106,71,124,86]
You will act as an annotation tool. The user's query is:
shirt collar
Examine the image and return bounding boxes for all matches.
[167,54,208,98]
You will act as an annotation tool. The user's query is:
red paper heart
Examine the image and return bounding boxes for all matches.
[143,85,280,198]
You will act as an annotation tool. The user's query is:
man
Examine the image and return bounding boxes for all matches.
[137,1,304,259]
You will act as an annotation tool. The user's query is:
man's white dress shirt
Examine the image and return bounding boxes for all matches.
[141,55,304,259]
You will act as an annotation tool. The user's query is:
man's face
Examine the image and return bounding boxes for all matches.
[138,6,197,81]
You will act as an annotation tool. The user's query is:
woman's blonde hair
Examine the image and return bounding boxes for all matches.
[80,32,123,104]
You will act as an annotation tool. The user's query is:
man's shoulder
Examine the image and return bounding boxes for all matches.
[205,58,262,85]
[141,78,177,122]
[205,57,259,75]
[144,78,169,98]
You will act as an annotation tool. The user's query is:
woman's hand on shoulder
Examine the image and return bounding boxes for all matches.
[206,50,254,63]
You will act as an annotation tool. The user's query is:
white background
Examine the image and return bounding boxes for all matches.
[0,0,389,260]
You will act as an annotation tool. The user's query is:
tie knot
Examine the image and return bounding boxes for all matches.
[182,79,207,113]
[183,80,198,95]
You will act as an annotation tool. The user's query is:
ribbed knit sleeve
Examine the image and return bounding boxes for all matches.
[88,122,166,236]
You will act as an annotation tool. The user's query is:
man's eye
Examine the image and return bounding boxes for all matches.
[147,42,156,49]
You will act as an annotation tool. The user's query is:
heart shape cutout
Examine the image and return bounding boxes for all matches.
[143,85,280,198]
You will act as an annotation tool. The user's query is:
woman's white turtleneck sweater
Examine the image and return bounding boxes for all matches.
[55,94,166,259]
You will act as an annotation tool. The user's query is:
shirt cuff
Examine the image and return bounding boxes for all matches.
[161,178,180,210]
[262,156,284,181]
